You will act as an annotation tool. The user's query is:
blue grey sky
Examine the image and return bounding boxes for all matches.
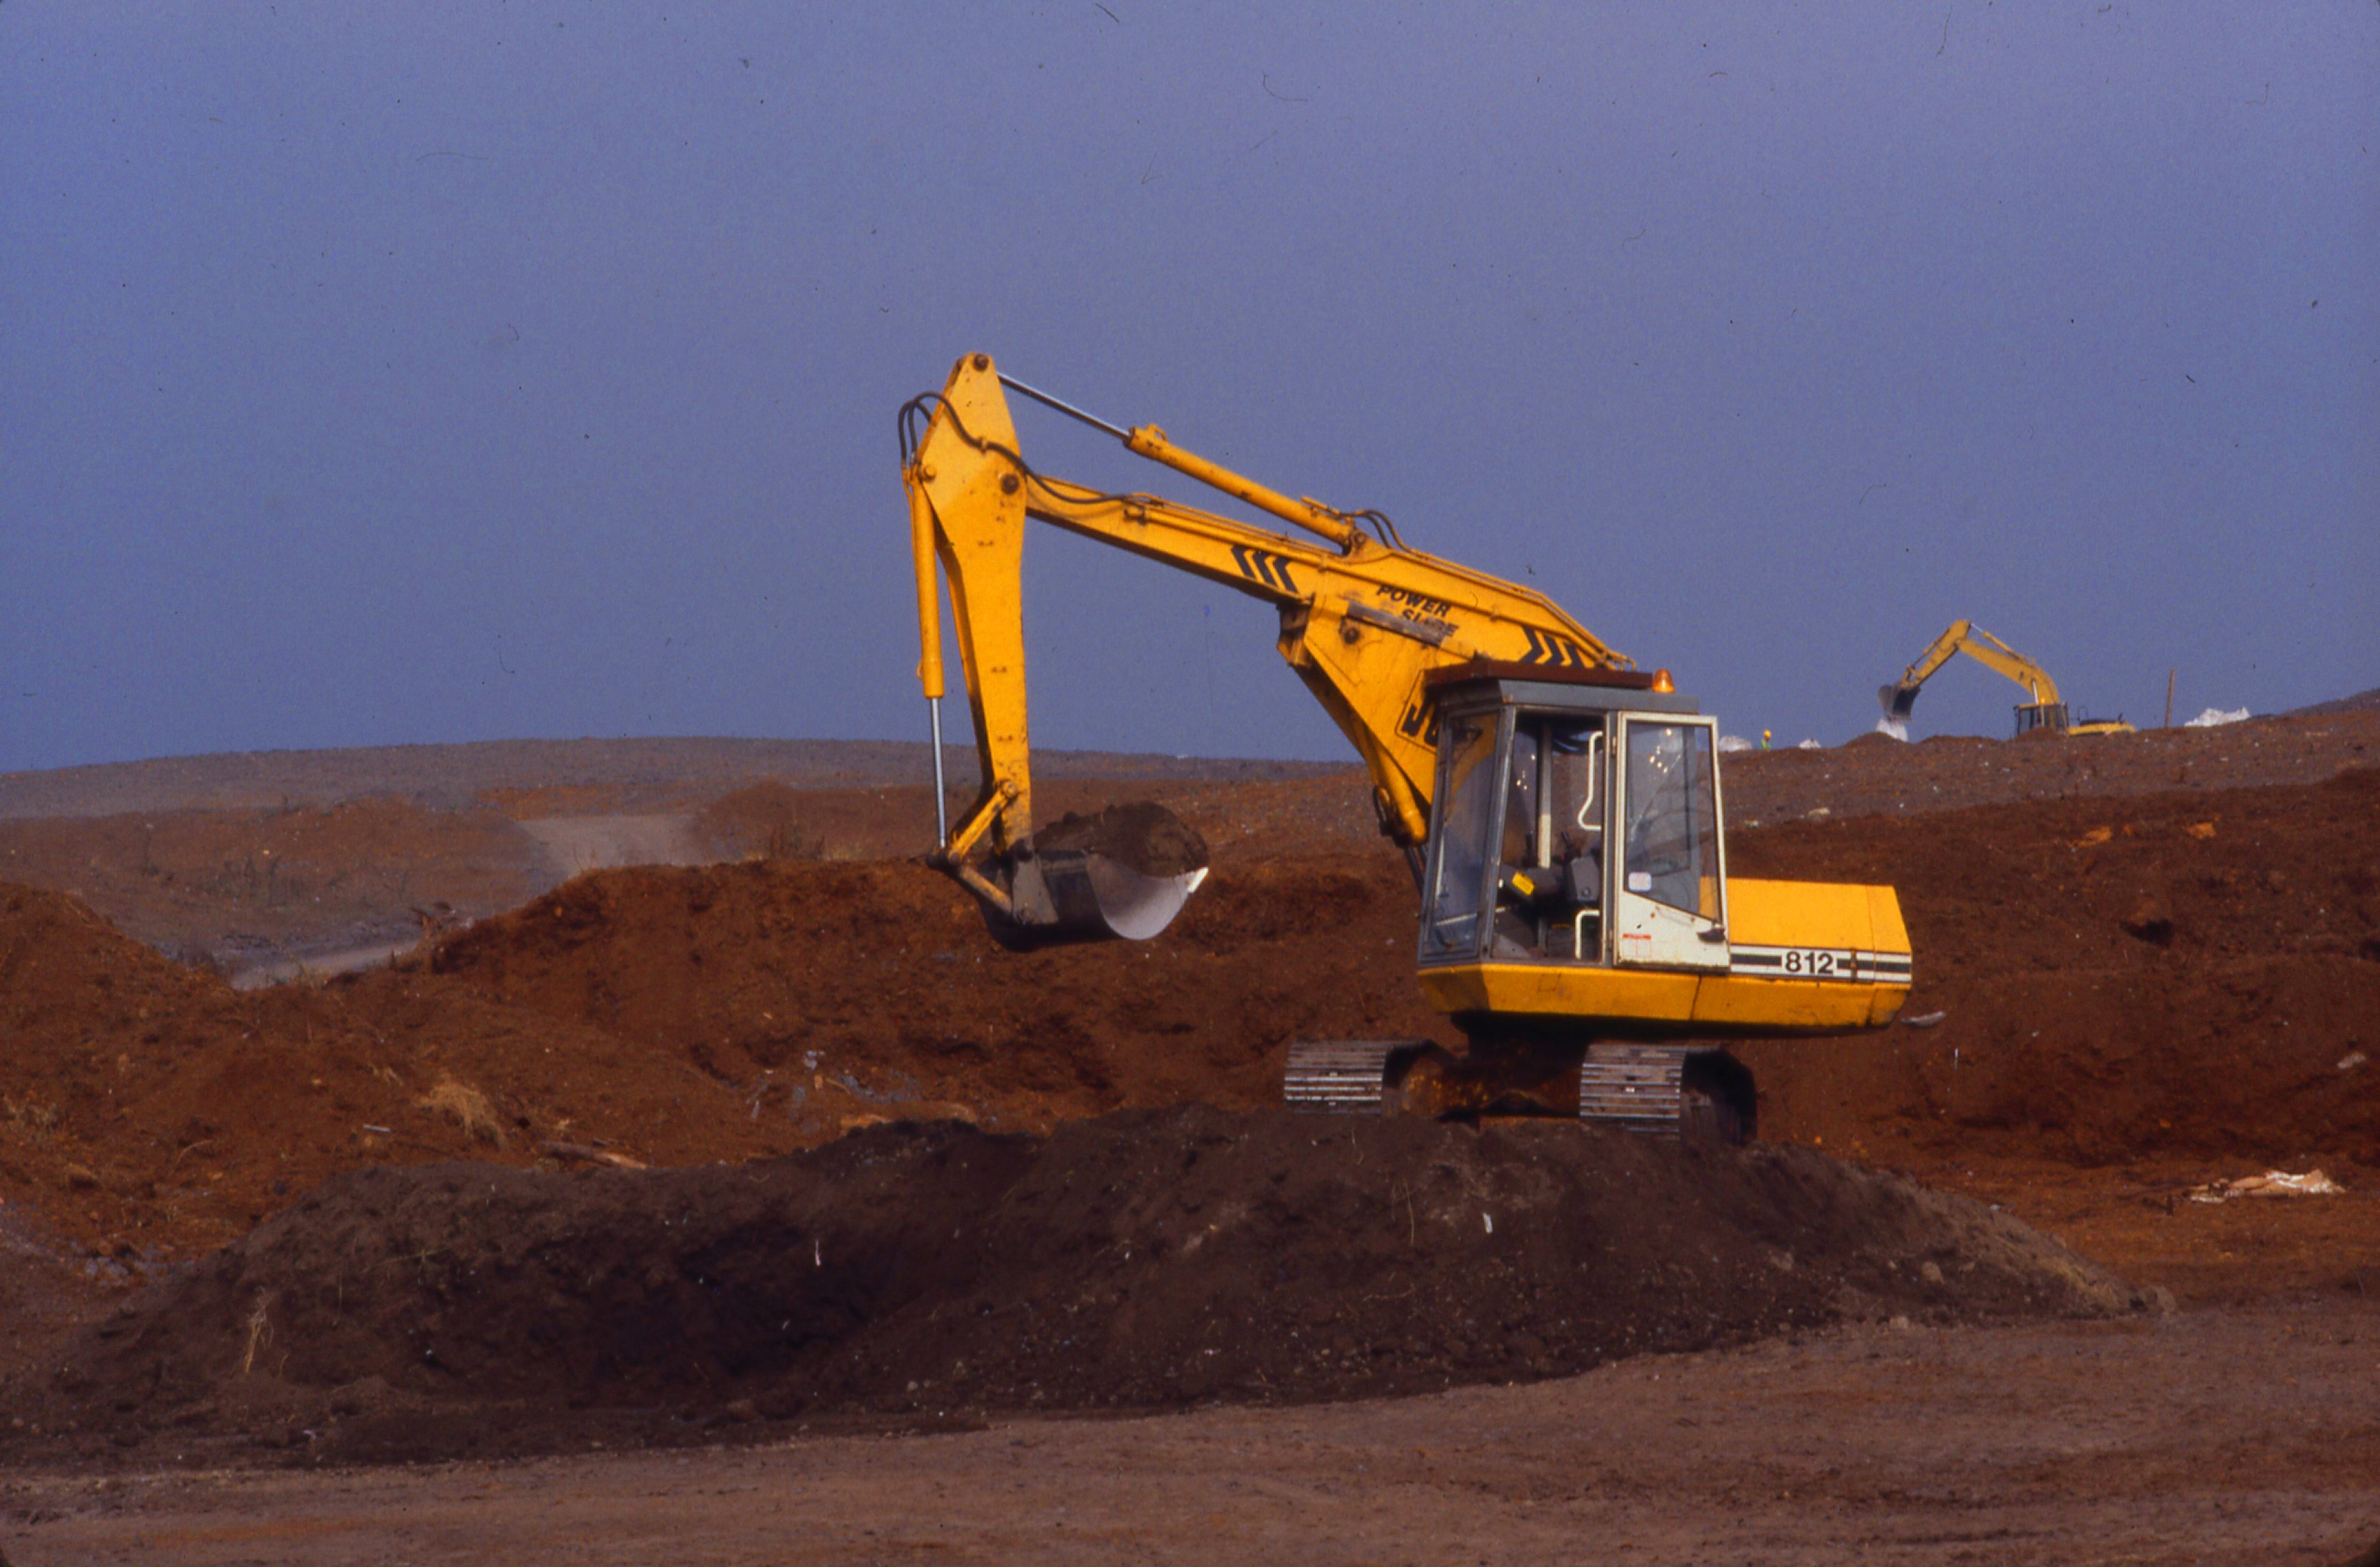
[5,3,2374,774]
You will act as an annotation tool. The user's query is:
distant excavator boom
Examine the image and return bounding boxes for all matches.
[1880,620,2129,738]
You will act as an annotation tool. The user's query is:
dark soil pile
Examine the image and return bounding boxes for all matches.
[1032,800,1210,876]
[7,1105,2148,1467]
[1731,765,2380,1167]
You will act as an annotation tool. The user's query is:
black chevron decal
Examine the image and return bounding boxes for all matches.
[1229,544,1300,596]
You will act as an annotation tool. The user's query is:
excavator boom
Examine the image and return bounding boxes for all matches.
[905,352,1627,927]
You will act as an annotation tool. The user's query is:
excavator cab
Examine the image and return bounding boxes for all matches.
[1311,665,1758,1138]
[1418,666,1727,977]
[1298,659,1904,1138]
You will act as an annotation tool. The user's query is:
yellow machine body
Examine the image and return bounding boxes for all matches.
[1419,879,1911,1029]
[901,352,1912,1042]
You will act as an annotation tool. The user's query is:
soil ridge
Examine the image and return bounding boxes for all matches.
[7,1105,2149,1467]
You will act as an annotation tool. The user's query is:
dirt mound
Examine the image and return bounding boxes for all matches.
[8,1105,2147,1467]
[1,882,219,1035]
[417,851,1431,1133]
[0,881,781,1264]
[692,780,826,861]
[0,847,1440,1264]
[1032,800,1210,876]
[1732,766,2380,1166]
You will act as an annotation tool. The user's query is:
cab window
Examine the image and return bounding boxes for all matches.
[1622,722,1720,920]
[1422,715,1499,956]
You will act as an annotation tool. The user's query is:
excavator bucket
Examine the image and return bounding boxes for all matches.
[973,801,1211,949]
[1877,682,1919,741]
[996,850,1209,947]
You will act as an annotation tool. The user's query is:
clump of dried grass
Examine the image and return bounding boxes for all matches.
[2,1094,61,1142]
[418,1075,505,1147]
[240,1294,273,1377]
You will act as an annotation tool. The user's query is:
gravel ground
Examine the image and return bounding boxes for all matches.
[3,1301,2373,1566]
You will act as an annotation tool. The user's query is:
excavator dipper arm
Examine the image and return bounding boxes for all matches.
[903,352,1627,928]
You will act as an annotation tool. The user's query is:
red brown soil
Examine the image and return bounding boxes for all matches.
[2,765,2373,1295]
[1719,707,2380,825]
[0,840,1443,1284]
[413,847,1435,1133]
[0,731,2373,1479]
[6,1107,2147,1468]
[690,776,1345,865]
[0,881,770,1270]
[15,710,2359,980]
[1729,763,2380,1172]
[1032,800,1211,875]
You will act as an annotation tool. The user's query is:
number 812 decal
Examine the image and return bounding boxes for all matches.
[1728,944,1859,982]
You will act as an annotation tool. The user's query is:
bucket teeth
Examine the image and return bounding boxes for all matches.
[1284,1041,1398,1114]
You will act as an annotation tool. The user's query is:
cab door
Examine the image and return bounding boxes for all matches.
[1608,715,1729,971]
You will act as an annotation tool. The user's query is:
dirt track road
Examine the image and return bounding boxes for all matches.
[8,1300,2374,1567]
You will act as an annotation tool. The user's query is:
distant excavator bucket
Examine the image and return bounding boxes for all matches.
[1876,682,1919,742]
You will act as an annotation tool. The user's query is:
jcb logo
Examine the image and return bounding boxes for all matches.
[1519,626,1594,668]
[1230,544,1300,594]
[1397,698,1439,747]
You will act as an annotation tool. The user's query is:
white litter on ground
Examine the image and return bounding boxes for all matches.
[1797,739,1822,750]
[2188,1169,2345,1203]
[2184,707,2250,728]
[1718,735,1756,753]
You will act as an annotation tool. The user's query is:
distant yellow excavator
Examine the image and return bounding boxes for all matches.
[1879,621,2135,740]
[901,353,1912,1138]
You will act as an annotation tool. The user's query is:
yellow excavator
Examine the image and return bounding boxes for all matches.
[902,353,1912,1138]
[1879,621,2135,740]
